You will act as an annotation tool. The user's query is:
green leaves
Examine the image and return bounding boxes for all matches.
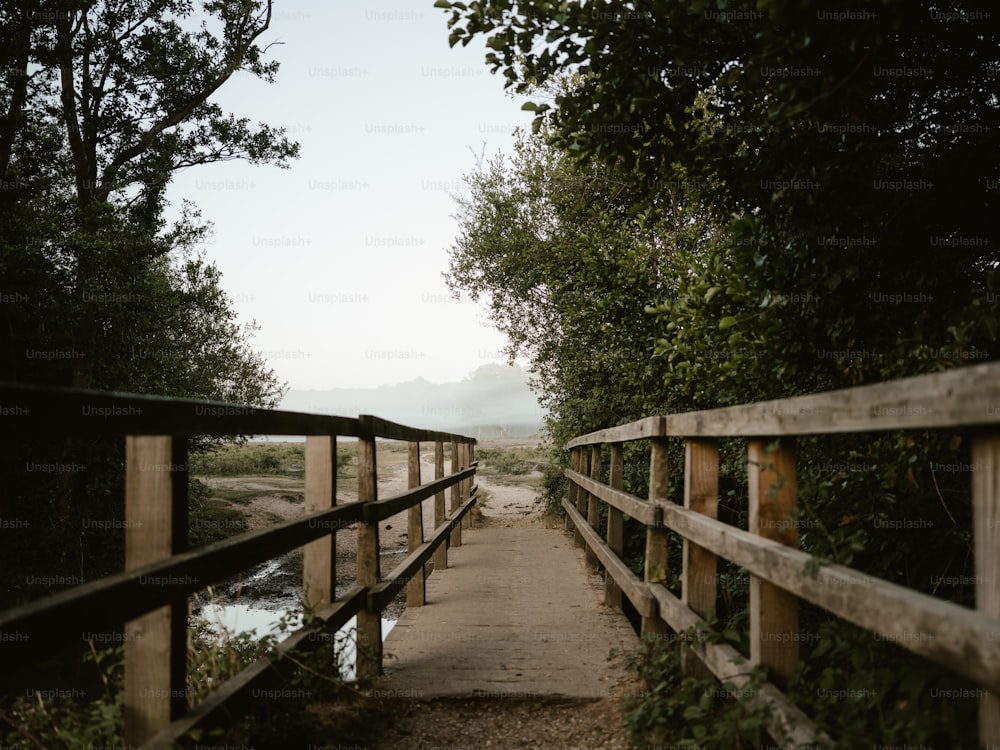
[718,315,738,330]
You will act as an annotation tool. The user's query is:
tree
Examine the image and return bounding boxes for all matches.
[0,1,295,606]
[440,2,999,745]
[0,0,296,392]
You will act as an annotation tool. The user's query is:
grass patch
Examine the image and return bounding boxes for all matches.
[476,444,547,476]
[191,442,354,478]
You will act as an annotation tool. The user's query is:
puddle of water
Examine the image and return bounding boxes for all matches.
[194,603,395,681]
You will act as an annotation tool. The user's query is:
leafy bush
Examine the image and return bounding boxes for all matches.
[624,623,770,749]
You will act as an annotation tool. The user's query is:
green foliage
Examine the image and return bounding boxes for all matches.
[623,624,771,749]
[783,619,980,749]
[440,0,998,744]
[191,441,355,478]
[475,444,544,476]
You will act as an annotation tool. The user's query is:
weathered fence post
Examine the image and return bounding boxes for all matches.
[606,443,624,608]
[748,438,799,687]
[356,416,382,678]
[972,433,1000,747]
[433,440,447,572]
[406,441,426,606]
[585,444,603,572]
[123,435,188,745]
[303,435,336,610]
[682,438,719,679]
[644,436,670,638]
[567,446,580,540]
[460,442,472,529]
[449,442,463,547]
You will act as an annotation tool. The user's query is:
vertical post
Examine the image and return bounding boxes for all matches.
[433,440,447,572]
[747,438,799,687]
[356,417,381,679]
[972,434,1000,747]
[682,438,719,678]
[585,444,602,572]
[406,441,425,606]
[460,442,472,529]
[303,435,336,610]
[643,437,670,638]
[606,443,624,608]
[124,435,187,745]
[467,441,476,527]
[566,446,580,538]
[449,441,462,547]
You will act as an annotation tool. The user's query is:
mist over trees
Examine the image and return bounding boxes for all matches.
[439,0,998,745]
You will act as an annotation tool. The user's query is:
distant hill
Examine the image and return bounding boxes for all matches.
[279,363,547,438]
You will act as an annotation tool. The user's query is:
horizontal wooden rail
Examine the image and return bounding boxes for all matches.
[369,493,478,612]
[562,500,656,617]
[568,360,1000,446]
[655,499,1000,692]
[0,381,478,747]
[364,464,477,522]
[143,585,368,750]
[564,468,659,526]
[0,503,365,669]
[564,362,1000,748]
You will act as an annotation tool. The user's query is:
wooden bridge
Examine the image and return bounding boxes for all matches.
[2,361,1000,748]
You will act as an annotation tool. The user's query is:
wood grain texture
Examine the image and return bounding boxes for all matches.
[606,444,625,608]
[643,437,671,637]
[973,433,1000,744]
[406,441,426,606]
[303,435,336,611]
[356,422,382,678]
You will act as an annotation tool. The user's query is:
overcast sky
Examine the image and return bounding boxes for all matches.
[164,1,534,391]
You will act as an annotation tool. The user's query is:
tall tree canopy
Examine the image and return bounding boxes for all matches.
[441,2,999,746]
[0,0,295,397]
[0,1,296,609]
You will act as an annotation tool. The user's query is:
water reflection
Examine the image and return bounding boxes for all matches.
[194,603,395,681]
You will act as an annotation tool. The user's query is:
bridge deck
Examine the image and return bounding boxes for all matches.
[376,518,638,699]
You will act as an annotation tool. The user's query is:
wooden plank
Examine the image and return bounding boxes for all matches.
[606,444,624,608]
[563,499,656,617]
[141,586,368,750]
[355,419,381,678]
[124,436,185,745]
[567,447,580,541]
[563,469,659,527]
[644,437,671,638]
[586,445,603,572]
[682,438,719,680]
[0,502,365,669]
[368,495,478,612]
[655,501,1000,692]
[363,466,475,522]
[972,433,1000,746]
[0,381,361,437]
[683,438,719,617]
[303,436,336,610]
[449,442,462,548]
[646,585,834,749]
[663,361,1000,437]
[566,416,666,448]
[461,443,473,529]
[433,441,447,572]
[748,439,799,686]
[406,441,425,606]
[362,413,476,445]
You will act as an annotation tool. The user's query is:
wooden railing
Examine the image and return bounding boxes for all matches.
[0,382,477,748]
[564,361,1000,749]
